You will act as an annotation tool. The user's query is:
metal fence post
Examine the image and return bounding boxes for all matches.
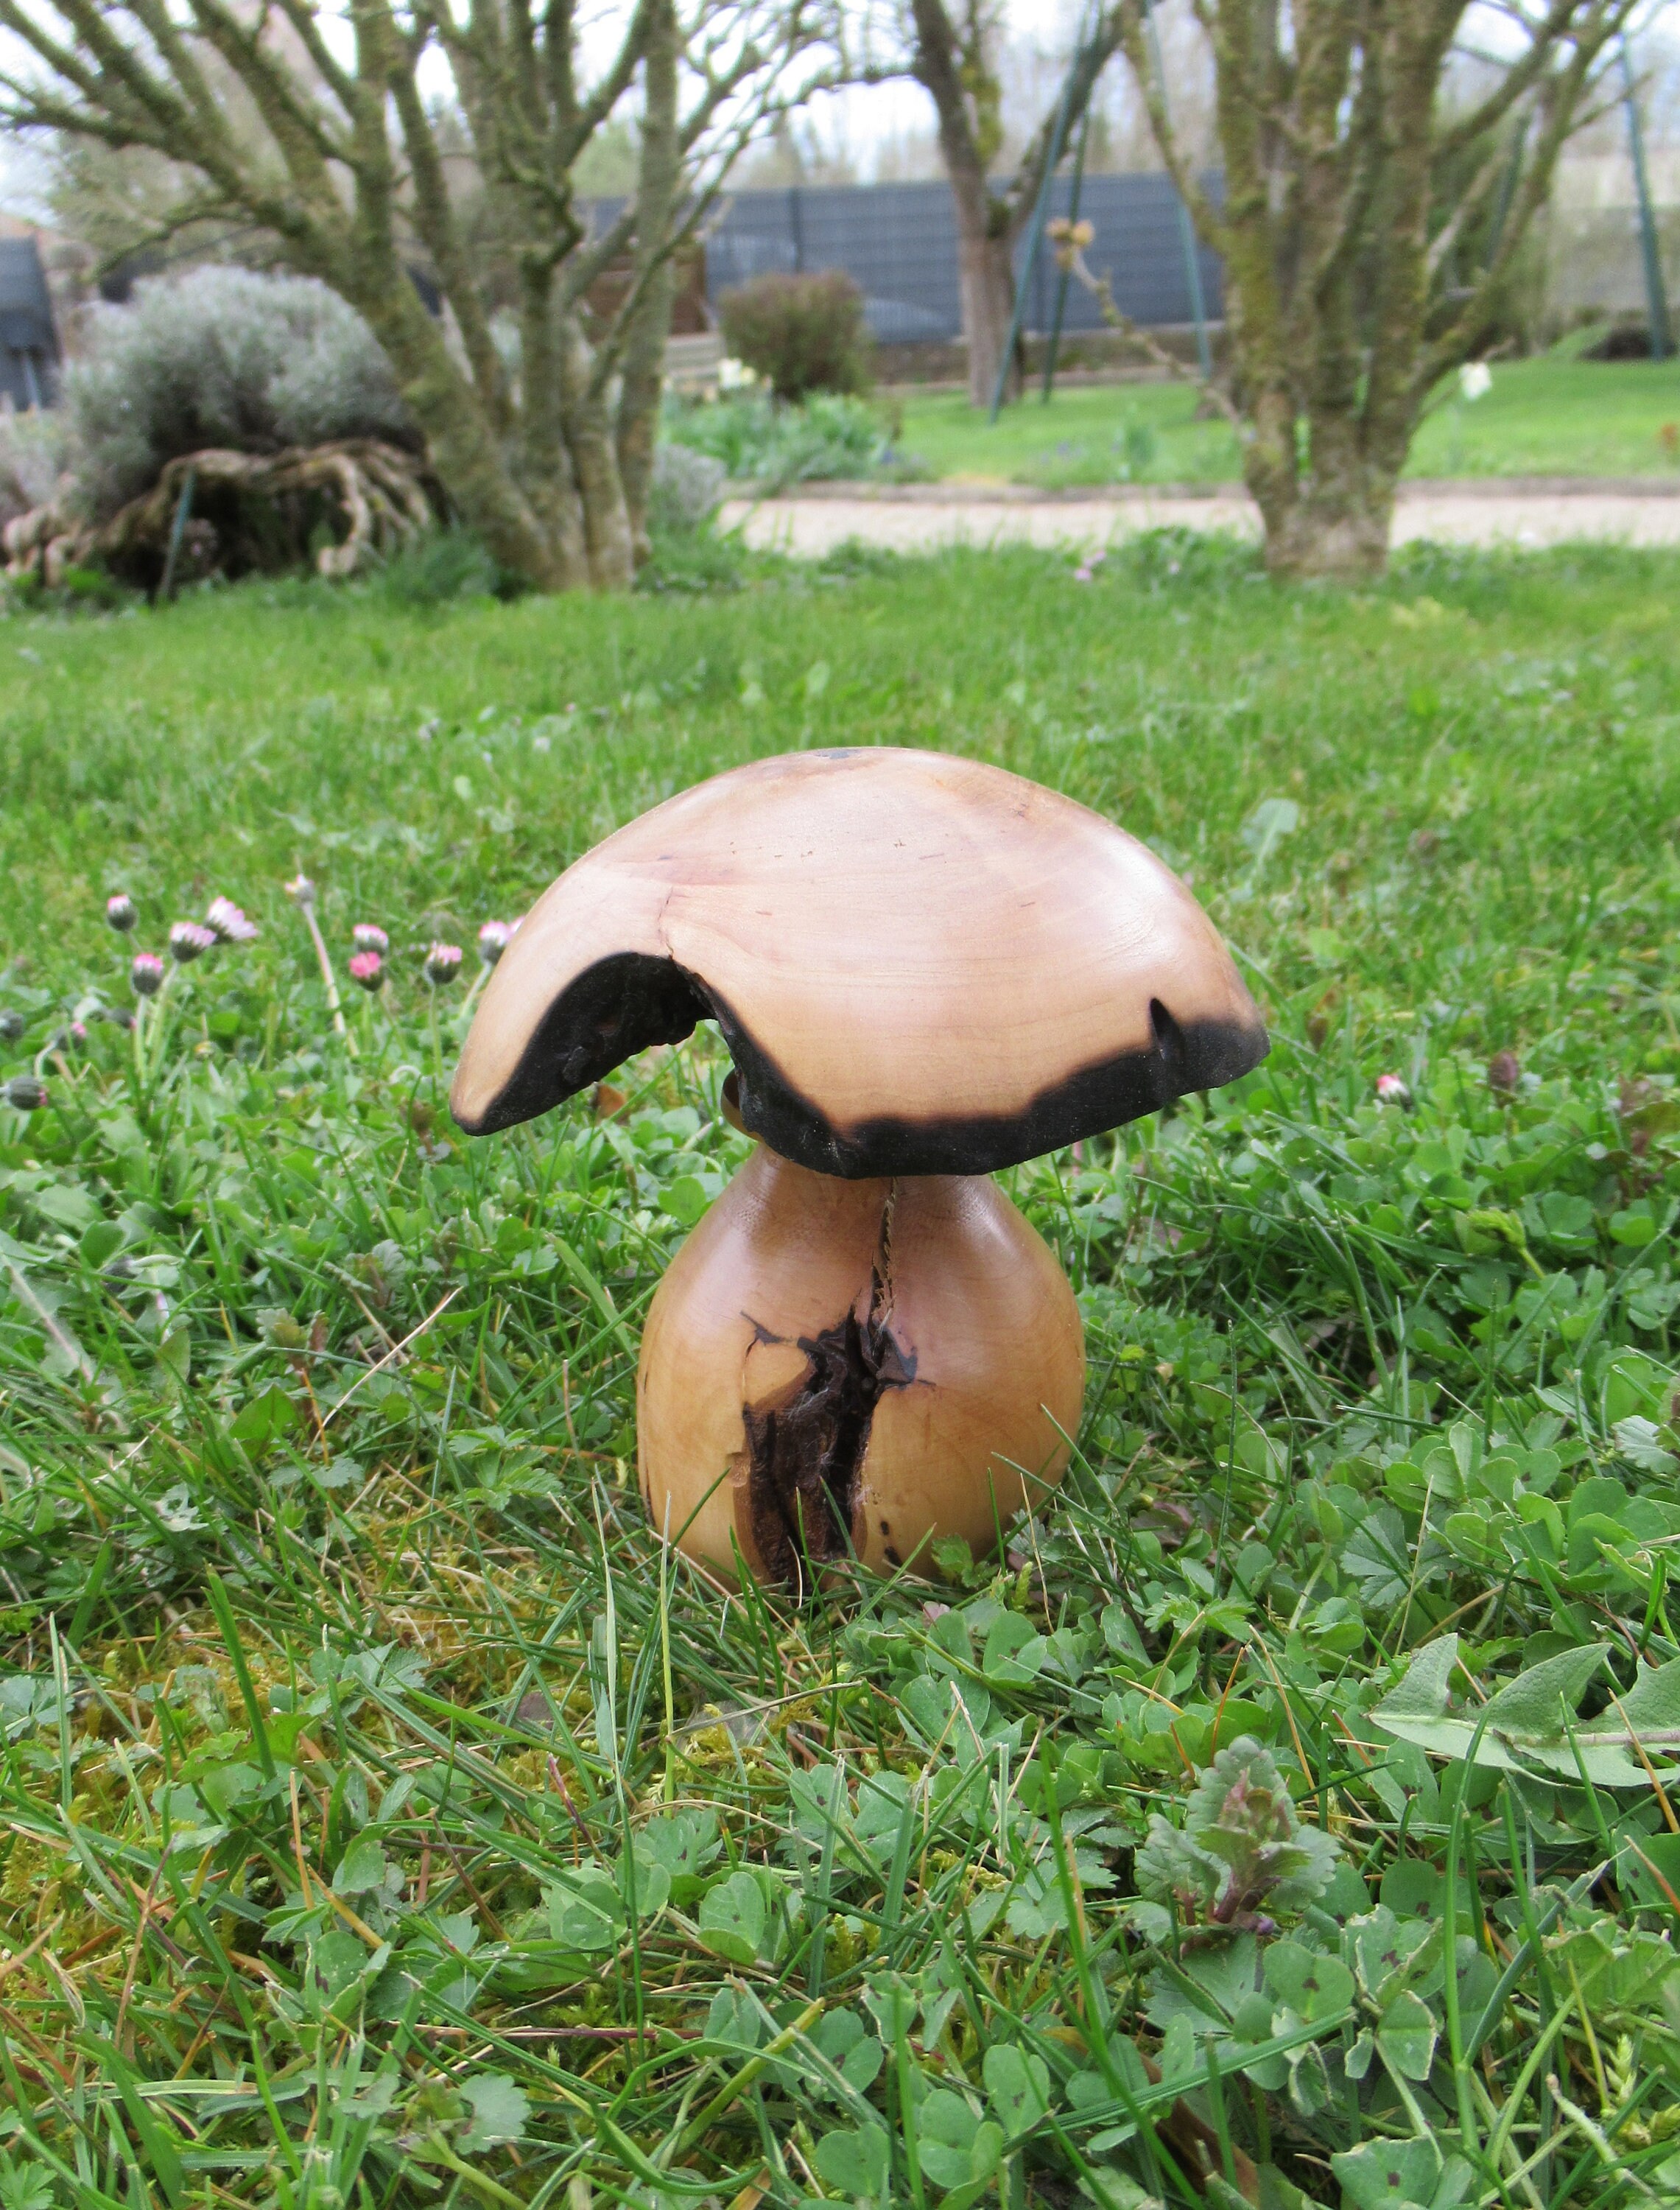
[1145,0,1211,379]
[1041,102,1093,402]
[988,2,1097,421]
[1620,38,1670,362]
[160,466,197,603]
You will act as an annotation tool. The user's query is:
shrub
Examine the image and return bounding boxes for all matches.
[664,392,892,490]
[717,270,872,403]
[66,266,413,519]
[0,406,70,530]
[637,447,737,593]
[375,529,507,606]
[647,443,725,533]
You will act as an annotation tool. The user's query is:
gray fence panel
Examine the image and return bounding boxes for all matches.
[1030,172,1224,333]
[0,235,60,410]
[701,181,957,340]
[692,175,1222,342]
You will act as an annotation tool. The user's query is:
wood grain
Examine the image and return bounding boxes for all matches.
[451,747,1266,1173]
[637,1143,1086,1588]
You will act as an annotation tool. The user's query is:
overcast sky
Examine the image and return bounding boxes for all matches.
[0,0,1075,218]
[2,0,1673,222]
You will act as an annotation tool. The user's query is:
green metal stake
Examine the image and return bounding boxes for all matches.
[1485,109,1529,271]
[159,464,197,603]
[1145,0,1211,379]
[1621,36,1670,361]
[1041,99,1093,403]
[988,1,1097,422]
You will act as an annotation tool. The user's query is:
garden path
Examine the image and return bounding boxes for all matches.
[721,477,1680,555]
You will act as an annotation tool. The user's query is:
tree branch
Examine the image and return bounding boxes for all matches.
[1418,5,1623,387]
[994,7,1126,241]
[1116,0,1230,256]
[1061,238,1240,424]
[1433,0,1616,159]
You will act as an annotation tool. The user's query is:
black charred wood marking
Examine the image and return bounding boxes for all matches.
[461,948,1268,1172]
[452,950,710,1134]
[715,989,1268,1179]
[743,1279,913,1593]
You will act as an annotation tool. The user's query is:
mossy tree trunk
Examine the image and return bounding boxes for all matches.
[0,0,830,592]
[1118,0,1637,580]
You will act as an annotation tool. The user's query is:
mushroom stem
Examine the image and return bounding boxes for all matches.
[637,1144,1086,1591]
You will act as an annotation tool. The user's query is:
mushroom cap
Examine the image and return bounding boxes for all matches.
[449,747,1268,1177]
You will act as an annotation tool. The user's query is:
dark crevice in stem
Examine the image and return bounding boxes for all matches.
[743,1259,914,1594]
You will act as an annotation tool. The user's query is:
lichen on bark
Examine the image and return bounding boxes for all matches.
[1114,0,1638,579]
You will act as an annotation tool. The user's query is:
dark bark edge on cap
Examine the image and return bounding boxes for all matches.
[451,952,1269,1174]
[450,950,711,1134]
[719,990,1268,1176]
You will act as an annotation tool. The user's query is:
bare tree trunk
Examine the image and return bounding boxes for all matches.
[355,280,578,589]
[1260,476,1395,580]
[910,3,1122,412]
[560,316,636,592]
[572,425,636,589]
[619,264,676,560]
[617,0,681,561]
[955,203,1020,408]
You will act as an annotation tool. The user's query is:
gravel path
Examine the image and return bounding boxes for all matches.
[720,478,1680,557]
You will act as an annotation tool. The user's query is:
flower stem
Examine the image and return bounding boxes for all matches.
[460,964,489,1022]
[300,905,356,1055]
[141,964,178,1090]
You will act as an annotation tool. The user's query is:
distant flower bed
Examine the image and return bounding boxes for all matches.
[662,392,927,491]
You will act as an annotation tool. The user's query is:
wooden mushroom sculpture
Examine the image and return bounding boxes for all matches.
[451,749,1267,1590]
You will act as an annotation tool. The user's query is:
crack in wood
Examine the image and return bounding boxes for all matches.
[741,1193,915,1591]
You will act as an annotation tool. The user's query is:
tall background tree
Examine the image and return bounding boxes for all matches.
[0,0,835,591]
[1112,0,1642,578]
[855,3,1125,407]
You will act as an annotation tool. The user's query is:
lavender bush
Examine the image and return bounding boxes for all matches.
[65,266,413,518]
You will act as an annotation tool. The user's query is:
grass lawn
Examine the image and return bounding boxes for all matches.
[896,356,1680,488]
[4,536,1680,2207]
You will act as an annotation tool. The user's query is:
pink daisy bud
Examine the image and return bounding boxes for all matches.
[169,922,217,964]
[205,897,259,944]
[285,874,316,909]
[425,941,463,986]
[1375,1073,1411,1106]
[4,1076,46,1112]
[1072,565,1093,583]
[0,1009,24,1041]
[349,950,384,992]
[477,920,513,967]
[106,893,137,933]
[352,924,389,955]
[131,953,165,998]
